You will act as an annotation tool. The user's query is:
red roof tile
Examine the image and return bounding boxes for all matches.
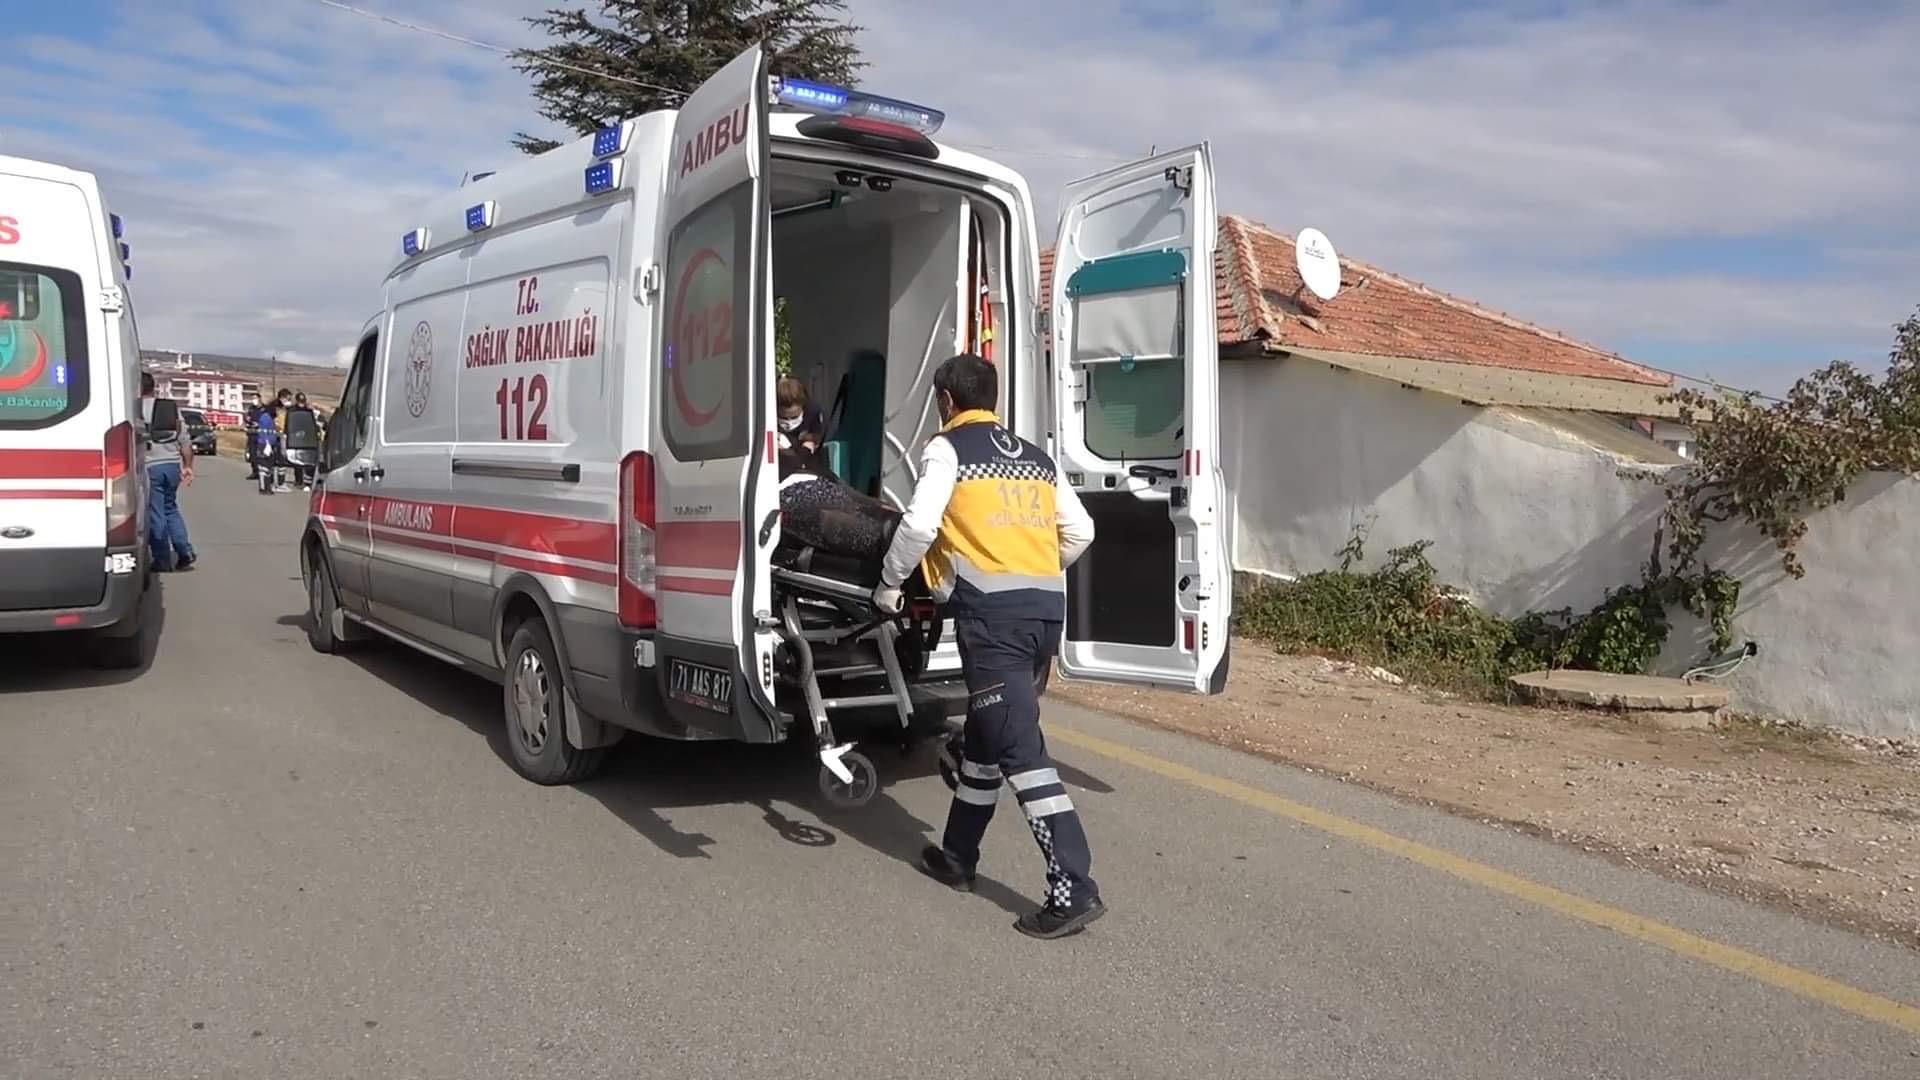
[1041,215,1669,388]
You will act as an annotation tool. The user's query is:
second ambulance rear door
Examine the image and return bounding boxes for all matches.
[651,44,780,738]
[1048,144,1232,695]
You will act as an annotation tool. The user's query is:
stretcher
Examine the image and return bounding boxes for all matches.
[769,505,953,808]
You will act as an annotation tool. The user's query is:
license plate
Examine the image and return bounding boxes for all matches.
[667,658,733,715]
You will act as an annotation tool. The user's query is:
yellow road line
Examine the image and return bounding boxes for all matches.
[1050,724,1920,1038]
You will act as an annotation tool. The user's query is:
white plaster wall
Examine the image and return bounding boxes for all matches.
[1221,357,1670,617]
[1221,356,1920,739]
[1651,472,1920,741]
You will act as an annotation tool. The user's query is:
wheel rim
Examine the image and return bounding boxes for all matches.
[512,649,551,755]
[309,564,328,628]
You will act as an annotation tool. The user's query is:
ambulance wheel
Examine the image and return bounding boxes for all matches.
[818,750,878,809]
[303,552,361,655]
[503,620,608,785]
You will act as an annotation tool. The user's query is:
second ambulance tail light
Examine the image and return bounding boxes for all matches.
[104,421,137,547]
[617,450,657,629]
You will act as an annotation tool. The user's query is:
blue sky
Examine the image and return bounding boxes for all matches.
[3,0,1915,393]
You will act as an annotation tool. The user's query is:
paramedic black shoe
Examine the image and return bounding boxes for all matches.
[917,845,976,892]
[1014,897,1106,940]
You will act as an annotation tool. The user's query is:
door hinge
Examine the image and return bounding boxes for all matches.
[1165,165,1193,195]
[636,263,662,303]
[98,286,125,314]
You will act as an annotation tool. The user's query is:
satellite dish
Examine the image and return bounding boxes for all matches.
[1295,227,1341,301]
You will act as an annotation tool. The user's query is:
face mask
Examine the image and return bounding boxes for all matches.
[778,415,803,433]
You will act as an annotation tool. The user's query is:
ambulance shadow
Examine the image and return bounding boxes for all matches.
[327,628,1099,916]
[0,575,167,692]
[581,737,1040,918]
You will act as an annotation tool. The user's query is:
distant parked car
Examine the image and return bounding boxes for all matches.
[180,408,217,457]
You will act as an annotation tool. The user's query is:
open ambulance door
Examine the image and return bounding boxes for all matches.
[1049,144,1231,695]
[650,44,780,739]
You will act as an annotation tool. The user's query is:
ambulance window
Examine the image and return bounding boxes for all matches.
[1072,280,1185,461]
[324,334,377,468]
[661,181,753,461]
[0,264,89,430]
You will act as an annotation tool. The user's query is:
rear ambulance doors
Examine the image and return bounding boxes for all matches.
[1048,145,1231,694]
[649,45,780,738]
[0,162,130,614]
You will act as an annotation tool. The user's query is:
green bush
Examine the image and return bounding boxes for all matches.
[1232,531,1738,699]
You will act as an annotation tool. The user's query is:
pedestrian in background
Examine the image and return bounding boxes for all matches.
[138,371,197,572]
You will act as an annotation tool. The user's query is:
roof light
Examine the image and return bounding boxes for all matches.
[584,160,623,197]
[770,76,944,136]
[402,227,430,257]
[465,201,497,232]
[110,213,124,238]
[119,242,130,261]
[592,121,632,159]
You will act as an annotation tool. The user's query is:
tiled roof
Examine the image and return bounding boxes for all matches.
[1040,214,1669,387]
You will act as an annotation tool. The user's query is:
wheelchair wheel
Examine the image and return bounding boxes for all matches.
[818,750,879,809]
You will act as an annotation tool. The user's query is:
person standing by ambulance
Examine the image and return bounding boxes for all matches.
[871,352,1102,939]
[138,371,196,571]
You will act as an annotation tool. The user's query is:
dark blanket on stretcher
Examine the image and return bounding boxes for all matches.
[779,476,898,562]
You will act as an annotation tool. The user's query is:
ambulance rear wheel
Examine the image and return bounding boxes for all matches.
[503,620,608,785]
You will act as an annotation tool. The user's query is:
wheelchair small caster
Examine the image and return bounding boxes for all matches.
[819,750,878,809]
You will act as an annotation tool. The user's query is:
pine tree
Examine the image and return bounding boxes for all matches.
[511,0,865,154]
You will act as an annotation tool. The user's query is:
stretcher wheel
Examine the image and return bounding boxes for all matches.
[819,750,878,809]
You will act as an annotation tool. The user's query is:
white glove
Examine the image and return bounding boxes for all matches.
[872,583,904,615]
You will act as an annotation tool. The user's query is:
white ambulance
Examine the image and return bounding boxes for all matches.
[0,155,154,668]
[301,45,1232,803]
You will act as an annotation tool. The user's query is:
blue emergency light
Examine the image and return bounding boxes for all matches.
[110,213,124,239]
[119,242,130,261]
[592,121,632,159]
[465,201,497,232]
[584,160,623,196]
[402,227,430,257]
[770,76,944,136]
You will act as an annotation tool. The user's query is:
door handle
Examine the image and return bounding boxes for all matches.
[1128,464,1179,483]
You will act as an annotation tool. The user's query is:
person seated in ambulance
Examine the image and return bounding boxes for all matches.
[775,377,826,452]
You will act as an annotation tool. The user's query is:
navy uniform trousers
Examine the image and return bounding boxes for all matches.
[940,615,1099,910]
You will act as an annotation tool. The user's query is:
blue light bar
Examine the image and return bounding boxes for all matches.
[119,242,130,261]
[465,201,497,232]
[584,160,623,197]
[402,227,430,257]
[592,121,632,159]
[771,76,944,135]
[110,213,124,239]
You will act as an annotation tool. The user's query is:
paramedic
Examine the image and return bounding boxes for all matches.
[138,372,197,572]
[776,376,826,451]
[871,352,1102,939]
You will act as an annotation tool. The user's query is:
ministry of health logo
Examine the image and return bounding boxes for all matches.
[404,321,433,418]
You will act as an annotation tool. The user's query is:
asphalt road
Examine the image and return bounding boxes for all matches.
[4,458,1918,1079]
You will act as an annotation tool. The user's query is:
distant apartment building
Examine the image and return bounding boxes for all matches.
[150,370,260,426]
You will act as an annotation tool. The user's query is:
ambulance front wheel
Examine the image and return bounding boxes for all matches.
[503,620,609,785]
[818,750,878,809]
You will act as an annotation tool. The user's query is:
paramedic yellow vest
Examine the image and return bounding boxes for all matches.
[921,410,1067,621]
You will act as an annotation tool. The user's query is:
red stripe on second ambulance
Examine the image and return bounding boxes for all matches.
[319,493,618,585]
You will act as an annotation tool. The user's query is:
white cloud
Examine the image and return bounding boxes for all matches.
[9,0,1916,389]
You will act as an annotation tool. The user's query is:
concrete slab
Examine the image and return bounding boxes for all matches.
[1510,670,1731,729]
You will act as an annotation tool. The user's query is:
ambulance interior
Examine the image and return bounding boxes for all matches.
[767,157,1009,515]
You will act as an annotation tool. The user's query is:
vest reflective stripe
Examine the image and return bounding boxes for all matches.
[921,411,1066,619]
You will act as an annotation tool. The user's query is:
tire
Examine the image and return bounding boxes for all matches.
[304,552,357,655]
[89,580,153,671]
[502,620,608,785]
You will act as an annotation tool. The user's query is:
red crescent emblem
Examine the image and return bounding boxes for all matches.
[0,330,49,392]
[668,248,729,427]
